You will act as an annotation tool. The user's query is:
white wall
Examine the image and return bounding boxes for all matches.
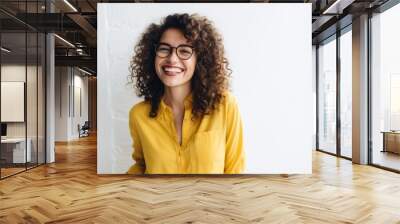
[98,3,313,174]
[72,72,89,138]
[55,66,69,141]
[312,45,317,150]
[1,65,41,138]
[55,67,89,141]
[1,66,26,130]
[1,63,46,163]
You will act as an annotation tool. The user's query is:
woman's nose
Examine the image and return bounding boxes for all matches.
[167,49,179,63]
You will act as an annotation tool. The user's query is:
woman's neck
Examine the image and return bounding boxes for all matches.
[163,85,191,109]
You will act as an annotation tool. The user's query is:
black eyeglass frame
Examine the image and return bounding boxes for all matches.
[155,42,195,60]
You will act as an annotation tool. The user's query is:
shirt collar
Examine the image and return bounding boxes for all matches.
[158,93,193,118]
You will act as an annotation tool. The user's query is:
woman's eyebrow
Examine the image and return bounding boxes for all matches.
[158,42,171,46]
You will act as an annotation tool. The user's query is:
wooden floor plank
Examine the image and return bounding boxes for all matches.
[1,134,400,223]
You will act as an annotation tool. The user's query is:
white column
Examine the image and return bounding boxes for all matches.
[352,14,369,164]
[46,32,55,163]
[45,0,55,163]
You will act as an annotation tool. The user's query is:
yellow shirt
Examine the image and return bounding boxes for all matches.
[127,92,245,174]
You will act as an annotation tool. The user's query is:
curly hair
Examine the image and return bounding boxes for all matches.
[129,13,231,119]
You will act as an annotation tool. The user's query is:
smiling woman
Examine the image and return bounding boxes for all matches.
[127,13,245,174]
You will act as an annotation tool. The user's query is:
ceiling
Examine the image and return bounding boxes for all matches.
[0,0,393,75]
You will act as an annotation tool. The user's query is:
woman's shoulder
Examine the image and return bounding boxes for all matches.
[129,100,150,118]
[222,91,238,107]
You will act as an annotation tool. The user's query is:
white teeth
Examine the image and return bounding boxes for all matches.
[163,67,183,73]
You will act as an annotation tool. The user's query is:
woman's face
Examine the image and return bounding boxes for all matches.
[155,28,197,89]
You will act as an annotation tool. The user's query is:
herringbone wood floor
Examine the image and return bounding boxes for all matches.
[1,134,400,224]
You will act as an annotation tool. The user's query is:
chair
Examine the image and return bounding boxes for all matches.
[79,121,90,138]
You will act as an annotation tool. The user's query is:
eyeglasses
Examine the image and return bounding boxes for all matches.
[155,43,194,60]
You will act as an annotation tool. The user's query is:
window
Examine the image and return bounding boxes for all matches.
[318,36,337,155]
[340,29,352,158]
[370,3,400,171]
[0,1,46,179]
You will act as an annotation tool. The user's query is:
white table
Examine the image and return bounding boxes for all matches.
[1,138,31,163]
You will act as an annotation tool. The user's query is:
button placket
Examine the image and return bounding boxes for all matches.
[170,116,182,169]
[181,101,192,148]
[163,106,181,171]
[178,104,192,172]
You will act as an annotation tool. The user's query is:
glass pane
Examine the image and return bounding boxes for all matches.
[0,2,27,33]
[39,1,46,14]
[0,1,26,14]
[38,33,45,165]
[27,31,38,169]
[371,4,400,171]
[318,37,337,154]
[26,0,39,13]
[340,29,352,158]
[1,31,27,178]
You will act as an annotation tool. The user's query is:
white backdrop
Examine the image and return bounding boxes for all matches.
[97,3,313,174]
[1,82,25,122]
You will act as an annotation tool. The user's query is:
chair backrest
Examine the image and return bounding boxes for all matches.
[82,121,90,129]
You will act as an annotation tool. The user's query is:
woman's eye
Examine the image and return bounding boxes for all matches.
[158,47,170,52]
[179,49,191,54]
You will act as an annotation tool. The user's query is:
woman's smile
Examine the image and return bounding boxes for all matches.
[162,64,185,76]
